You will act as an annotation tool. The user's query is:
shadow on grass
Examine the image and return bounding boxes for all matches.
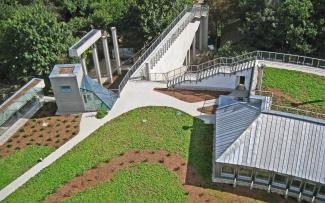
[185,118,299,203]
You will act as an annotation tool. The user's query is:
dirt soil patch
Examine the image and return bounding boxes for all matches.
[154,88,230,103]
[45,149,209,203]
[197,105,218,114]
[46,149,297,203]
[103,70,128,90]
[0,102,81,157]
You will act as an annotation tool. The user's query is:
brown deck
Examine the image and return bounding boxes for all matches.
[0,79,41,112]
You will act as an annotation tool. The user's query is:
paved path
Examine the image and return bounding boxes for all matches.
[0,80,215,201]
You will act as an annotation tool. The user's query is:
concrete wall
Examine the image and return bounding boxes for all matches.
[176,69,252,91]
[149,21,200,75]
[50,76,85,114]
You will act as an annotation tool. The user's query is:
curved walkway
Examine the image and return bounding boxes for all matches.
[45,149,207,203]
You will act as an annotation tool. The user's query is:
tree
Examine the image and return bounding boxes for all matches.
[0,3,75,82]
[277,0,317,54]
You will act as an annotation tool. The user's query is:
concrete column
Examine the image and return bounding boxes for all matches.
[187,49,191,65]
[192,34,196,58]
[198,22,203,51]
[101,32,113,84]
[201,15,208,50]
[144,62,150,80]
[91,44,102,84]
[111,27,122,75]
[80,54,88,75]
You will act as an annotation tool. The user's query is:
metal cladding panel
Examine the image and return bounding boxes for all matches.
[216,107,325,184]
[69,29,102,57]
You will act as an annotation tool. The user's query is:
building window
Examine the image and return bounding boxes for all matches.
[221,165,235,178]
[304,182,315,195]
[255,170,270,184]
[239,76,245,85]
[318,185,325,198]
[238,167,252,181]
[60,85,72,93]
[273,173,287,188]
[290,179,302,191]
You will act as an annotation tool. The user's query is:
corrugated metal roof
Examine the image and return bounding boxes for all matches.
[215,104,325,184]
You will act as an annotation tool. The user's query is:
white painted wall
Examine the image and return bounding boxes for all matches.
[150,21,200,75]
[176,69,253,91]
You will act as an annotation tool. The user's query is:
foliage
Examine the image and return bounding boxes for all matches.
[95,109,108,119]
[64,163,186,203]
[238,0,319,55]
[262,67,325,113]
[0,146,54,190]
[3,107,213,202]
[217,41,247,57]
[0,3,75,83]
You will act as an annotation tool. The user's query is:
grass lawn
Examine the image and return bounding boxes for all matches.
[0,146,54,190]
[262,67,325,113]
[3,107,213,202]
[63,163,187,203]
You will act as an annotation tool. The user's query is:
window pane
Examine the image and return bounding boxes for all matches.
[319,185,325,195]
[291,179,301,188]
[221,166,234,174]
[256,170,269,181]
[274,174,286,184]
[305,183,315,192]
[239,167,251,177]
[60,86,72,93]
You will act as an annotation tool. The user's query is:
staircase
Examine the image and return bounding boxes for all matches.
[167,54,256,88]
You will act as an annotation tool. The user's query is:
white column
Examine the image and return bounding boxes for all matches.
[144,62,150,80]
[188,49,191,65]
[80,54,88,75]
[91,44,102,84]
[202,15,208,50]
[198,22,203,51]
[192,34,196,58]
[111,27,122,75]
[101,32,113,84]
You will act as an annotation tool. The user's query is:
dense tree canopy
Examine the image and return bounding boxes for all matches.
[0,3,75,82]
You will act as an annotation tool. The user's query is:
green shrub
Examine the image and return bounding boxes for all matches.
[95,109,108,119]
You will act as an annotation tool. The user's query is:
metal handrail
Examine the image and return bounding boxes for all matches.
[272,105,325,119]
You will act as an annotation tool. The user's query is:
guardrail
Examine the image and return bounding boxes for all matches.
[272,105,325,120]
[255,90,324,120]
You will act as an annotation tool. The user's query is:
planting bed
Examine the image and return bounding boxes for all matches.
[0,102,81,157]
[154,88,229,103]
[197,105,218,114]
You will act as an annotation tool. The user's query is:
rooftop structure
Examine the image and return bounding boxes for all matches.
[213,98,325,202]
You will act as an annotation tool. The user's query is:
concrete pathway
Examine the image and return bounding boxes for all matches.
[0,80,215,201]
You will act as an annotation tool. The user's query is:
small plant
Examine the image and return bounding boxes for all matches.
[55,134,60,138]
[8,139,13,143]
[40,128,44,131]
[29,138,35,142]
[7,144,12,148]
[135,150,140,154]
[142,158,148,163]
[32,119,37,122]
[73,125,78,129]
[166,153,171,157]
[13,134,19,138]
[159,159,164,163]
[91,165,97,169]
[39,134,43,138]
[26,142,31,145]
[55,139,60,143]
[174,166,180,171]
[66,129,70,133]
[95,109,108,119]
[22,135,27,138]
[15,147,21,150]
[119,162,124,166]
[31,125,35,129]
[66,124,71,128]
[129,160,135,163]
[56,123,60,127]
[47,124,52,128]
[47,117,51,120]
[119,152,124,156]
[32,129,37,133]
[16,140,20,144]
[46,138,52,142]
[63,120,68,123]
[19,129,24,133]
[199,193,204,197]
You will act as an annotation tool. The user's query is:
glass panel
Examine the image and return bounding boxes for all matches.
[304,183,315,193]
[319,185,325,195]
[274,174,286,184]
[238,168,251,177]
[221,166,234,177]
[255,170,269,181]
[60,86,72,93]
[291,179,301,189]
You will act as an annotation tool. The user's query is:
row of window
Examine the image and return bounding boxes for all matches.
[220,165,325,198]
